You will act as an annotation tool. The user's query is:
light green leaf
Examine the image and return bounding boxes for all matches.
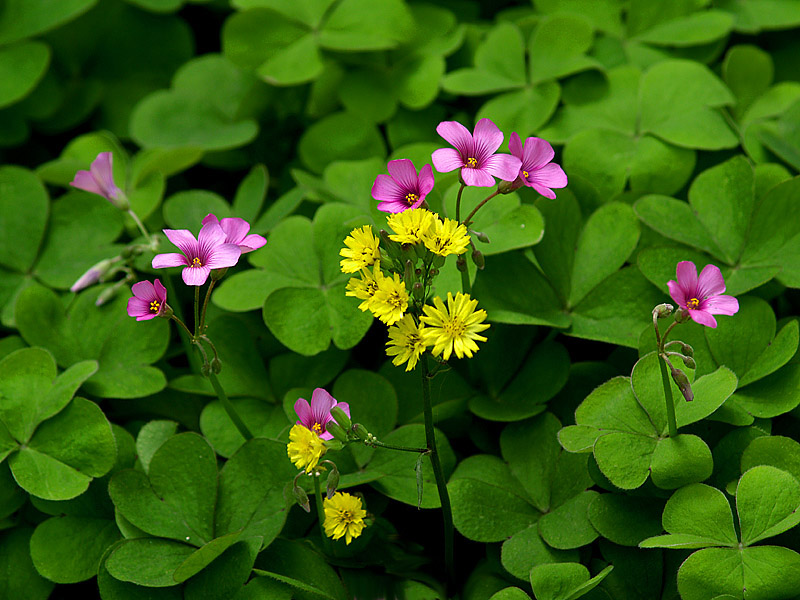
[737,465,800,545]
[650,435,713,490]
[663,483,738,546]
[539,491,599,549]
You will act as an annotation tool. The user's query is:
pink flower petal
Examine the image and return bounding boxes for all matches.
[689,310,717,328]
[703,295,739,316]
[153,279,167,302]
[667,280,687,307]
[311,388,336,423]
[377,199,410,213]
[182,265,210,286]
[461,168,496,187]
[220,218,251,245]
[294,397,313,424]
[131,280,156,300]
[386,159,419,192]
[675,261,699,297]
[152,253,188,269]
[197,221,226,250]
[508,132,524,160]
[696,264,726,298]
[522,137,555,170]
[163,229,198,257]
[431,148,464,173]
[206,243,242,269]
[372,173,404,202]
[202,214,219,227]
[482,153,522,182]
[530,163,568,189]
[530,182,557,199]
[127,297,151,319]
[90,152,119,199]
[418,164,435,197]
[70,171,104,197]
[436,121,473,155]
[239,233,266,252]
[472,118,504,158]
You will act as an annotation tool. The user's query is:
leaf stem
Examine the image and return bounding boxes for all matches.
[199,279,216,334]
[207,371,254,441]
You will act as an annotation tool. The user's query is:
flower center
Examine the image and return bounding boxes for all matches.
[312,422,323,434]
[191,257,203,268]
[522,170,529,179]
[405,192,419,206]
[466,157,478,168]
[687,297,700,310]
[340,509,353,522]
[149,300,161,313]
[444,317,466,338]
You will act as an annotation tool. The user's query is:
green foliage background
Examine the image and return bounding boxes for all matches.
[2,0,800,599]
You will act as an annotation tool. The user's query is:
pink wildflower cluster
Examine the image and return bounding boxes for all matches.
[371,118,567,213]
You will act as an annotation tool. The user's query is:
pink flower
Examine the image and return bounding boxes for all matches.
[127,279,167,321]
[152,221,242,286]
[201,214,266,253]
[70,152,127,209]
[431,118,521,187]
[667,261,739,328]
[294,388,350,441]
[508,133,568,199]
[371,159,435,213]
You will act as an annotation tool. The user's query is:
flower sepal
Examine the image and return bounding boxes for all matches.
[211,267,228,282]
[497,178,522,194]
[324,439,344,451]
[292,473,311,513]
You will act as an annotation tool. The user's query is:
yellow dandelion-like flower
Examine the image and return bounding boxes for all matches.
[339,225,380,273]
[323,492,367,545]
[370,272,409,325]
[386,208,436,244]
[286,424,326,473]
[420,292,489,361]
[345,265,383,312]
[386,314,427,371]
[422,217,470,256]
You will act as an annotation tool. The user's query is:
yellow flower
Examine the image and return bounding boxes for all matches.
[386,208,435,244]
[287,424,326,473]
[345,265,382,312]
[370,272,409,325]
[420,292,489,361]
[340,225,380,273]
[386,314,427,371]
[323,492,367,545]
[422,217,470,256]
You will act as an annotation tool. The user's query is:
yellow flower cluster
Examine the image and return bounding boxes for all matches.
[323,492,367,545]
[387,208,470,256]
[345,265,409,326]
[286,424,326,473]
[339,225,380,273]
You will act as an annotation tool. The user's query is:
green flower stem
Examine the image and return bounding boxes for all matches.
[207,371,254,441]
[367,439,429,454]
[170,315,193,339]
[313,474,332,553]
[193,286,200,337]
[462,190,499,228]
[126,209,151,243]
[658,353,678,438]
[455,183,466,222]
[164,275,202,373]
[459,260,471,295]
[199,279,216,334]
[421,356,455,587]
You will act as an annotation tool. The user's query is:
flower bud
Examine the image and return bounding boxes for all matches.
[653,303,674,319]
[159,304,174,319]
[94,285,120,307]
[674,307,691,323]
[71,258,115,292]
[352,423,369,440]
[679,342,694,358]
[497,178,522,194]
[330,406,352,430]
[432,253,446,268]
[456,255,467,273]
[210,267,228,282]
[471,249,485,270]
[472,230,490,244]
[211,357,222,374]
[681,355,696,370]
[404,260,413,285]
[201,363,211,377]
[379,229,402,260]
[292,482,311,512]
[669,363,694,402]
[324,439,344,451]
[326,464,340,498]
[325,421,348,443]
[412,282,424,300]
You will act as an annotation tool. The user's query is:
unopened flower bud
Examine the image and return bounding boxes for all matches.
[432,254,446,268]
[674,307,691,324]
[412,282,424,300]
[653,303,674,319]
[682,355,696,370]
[324,439,344,451]
[330,406,352,430]
[94,284,120,307]
[71,258,116,293]
[471,249,485,270]
[472,230,490,244]
[211,357,222,374]
[679,342,694,358]
[326,421,348,442]
[429,268,439,277]
[326,464,340,498]
[669,362,694,402]
[456,255,467,273]
[201,363,211,377]
[497,178,522,194]
[210,267,228,282]
[352,423,369,440]
[404,260,413,285]
[292,482,310,512]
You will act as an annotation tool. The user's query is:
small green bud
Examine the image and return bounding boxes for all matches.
[352,423,369,440]
[292,482,310,512]
[682,355,696,370]
[668,362,694,402]
[404,260,413,285]
[456,255,467,273]
[653,303,674,318]
[201,363,211,377]
[326,464,340,498]
[680,342,694,358]
[432,253,446,268]
[429,268,439,277]
[497,178,521,194]
[324,439,344,451]
[330,406,352,430]
[211,357,222,374]
[471,249,485,270]
[472,230,490,244]
[379,230,402,260]
[94,285,119,307]
[210,267,228,282]
[325,421,348,443]
[412,282,424,300]
[674,307,691,324]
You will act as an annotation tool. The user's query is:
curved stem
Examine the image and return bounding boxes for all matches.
[463,190,499,228]
[170,315,194,339]
[207,371,254,441]
[313,474,332,553]
[127,209,151,242]
[421,357,454,588]
[163,275,202,373]
[455,183,466,222]
[199,279,216,334]
[658,353,678,438]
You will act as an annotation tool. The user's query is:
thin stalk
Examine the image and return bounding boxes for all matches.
[462,190,499,228]
[314,474,332,553]
[163,275,201,373]
[193,286,200,337]
[658,353,678,438]
[199,279,216,334]
[207,371,254,441]
[455,183,466,222]
[459,261,471,294]
[127,209,151,242]
[368,440,429,454]
[421,357,454,587]
[170,315,194,339]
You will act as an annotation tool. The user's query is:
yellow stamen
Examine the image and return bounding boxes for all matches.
[312,422,323,433]
[687,298,700,309]
[466,157,478,168]
[405,192,419,205]
[149,300,160,313]
[191,257,203,268]
[522,170,529,178]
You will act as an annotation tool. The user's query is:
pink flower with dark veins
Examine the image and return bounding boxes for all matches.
[294,388,351,441]
[70,152,127,209]
[667,261,739,328]
[431,118,521,187]
[371,159,435,213]
[152,221,241,286]
[127,279,167,321]
[201,214,266,253]
[508,133,568,199]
